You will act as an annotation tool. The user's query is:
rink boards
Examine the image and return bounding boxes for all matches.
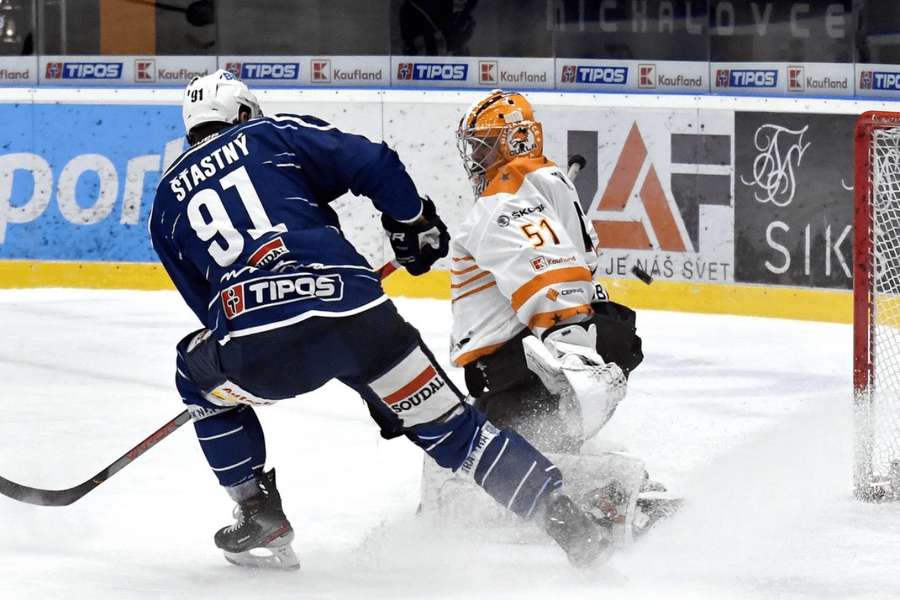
[0,88,897,323]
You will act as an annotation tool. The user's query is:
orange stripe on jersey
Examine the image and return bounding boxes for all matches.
[482,156,557,197]
[452,255,475,262]
[510,266,592,312]
[453,342,506,367]
[383,365,437,405]
[528,304,593,330]
[452,281,497,303]
[451,270,491,289]
[450,264,480,276]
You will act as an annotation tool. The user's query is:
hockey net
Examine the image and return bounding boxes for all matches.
[854,111,900,501]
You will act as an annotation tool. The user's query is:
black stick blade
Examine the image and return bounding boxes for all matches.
[0,410,191,507]
[0,476,94,506]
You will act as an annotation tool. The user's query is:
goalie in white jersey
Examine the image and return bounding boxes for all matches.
[451,90,643,449]
[422,90,672,544]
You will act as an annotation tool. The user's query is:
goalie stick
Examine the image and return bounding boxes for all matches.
[0,262,400,507]
[566,154,653,286]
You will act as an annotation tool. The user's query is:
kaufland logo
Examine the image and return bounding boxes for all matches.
[311,59,330,82]
[0,67,30,80]
[715,69,777,88]
[45,62,123,80]
[788,66,804,91]
[638,64,656,88]
[224,62,299,80]
[479,60,497,84]
[860,70,900,91]
[396,62,467,81]
[310,59,383,83]
[135,59,155,82]
[561,64,627,85]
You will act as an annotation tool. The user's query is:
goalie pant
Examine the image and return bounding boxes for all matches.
[175,300,562,519]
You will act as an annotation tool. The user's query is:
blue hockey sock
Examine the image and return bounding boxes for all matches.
[409,405,562,519]
[192,405,267,487]
[177,358,266,488]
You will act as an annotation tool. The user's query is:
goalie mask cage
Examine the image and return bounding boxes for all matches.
[854,110,900,501]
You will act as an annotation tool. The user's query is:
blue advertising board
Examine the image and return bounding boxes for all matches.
[0,103,184,262]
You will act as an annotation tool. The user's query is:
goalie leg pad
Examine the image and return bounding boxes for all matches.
[409,405,562,519]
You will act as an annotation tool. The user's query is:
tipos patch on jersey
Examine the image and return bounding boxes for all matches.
[369,347,458,426]
[248,237,289,268]
[221,273,344,319]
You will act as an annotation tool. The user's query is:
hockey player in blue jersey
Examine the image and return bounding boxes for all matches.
[150,70,611,570]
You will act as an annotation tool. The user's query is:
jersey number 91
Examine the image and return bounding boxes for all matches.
[186,166,286,267]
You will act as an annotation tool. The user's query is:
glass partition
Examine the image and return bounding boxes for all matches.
[856,0,900,64]
[6,1,900,93]
[709,0,853,62]
[0,0,33,55]
[552,0,708,61]
[390,0,551,57]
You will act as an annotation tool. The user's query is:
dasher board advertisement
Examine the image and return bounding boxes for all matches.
[733,111,855,290]
[553,109,735,284]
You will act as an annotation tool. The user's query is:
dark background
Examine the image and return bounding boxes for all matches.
[1,1,898,62]
[734,112,855,290]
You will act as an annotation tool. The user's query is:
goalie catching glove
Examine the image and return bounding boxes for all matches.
[381,196,450,276]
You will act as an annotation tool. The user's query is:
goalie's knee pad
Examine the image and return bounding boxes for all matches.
[409,404,562,519]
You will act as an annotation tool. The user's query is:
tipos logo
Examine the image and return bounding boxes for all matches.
[221,273,343,319]
[591,123,689,252]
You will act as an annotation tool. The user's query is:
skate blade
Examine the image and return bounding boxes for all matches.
[223,533,300,571]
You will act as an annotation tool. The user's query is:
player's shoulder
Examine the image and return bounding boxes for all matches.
[265,113,335,130]
[481,156,558,198]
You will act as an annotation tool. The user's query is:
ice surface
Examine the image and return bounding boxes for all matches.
[1,289,898,600]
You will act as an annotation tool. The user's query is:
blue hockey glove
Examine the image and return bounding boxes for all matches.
[381,196,450,276]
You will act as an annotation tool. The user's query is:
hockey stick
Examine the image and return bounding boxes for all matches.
[0,262,400,507]
[0,411,193,507]
[567,154,653,286]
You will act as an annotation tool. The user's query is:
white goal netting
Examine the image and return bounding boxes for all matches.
[857,125,900,500]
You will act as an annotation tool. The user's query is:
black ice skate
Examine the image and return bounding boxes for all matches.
[214,469,299,570]
[541,492,613,568]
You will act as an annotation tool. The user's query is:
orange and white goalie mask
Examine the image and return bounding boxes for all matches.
[456,90,544,195]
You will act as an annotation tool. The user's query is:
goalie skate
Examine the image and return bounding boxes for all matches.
[420,451,674,547]
[632,491,683,539]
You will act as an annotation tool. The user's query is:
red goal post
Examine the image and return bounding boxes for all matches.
[854,110,900,501]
